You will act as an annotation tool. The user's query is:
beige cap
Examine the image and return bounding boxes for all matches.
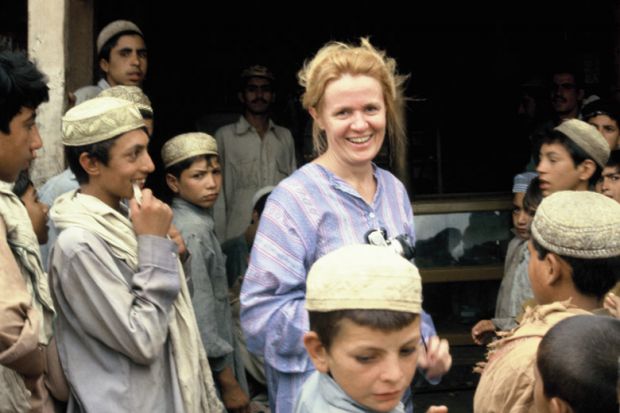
[98,85,153,116]
[97,20,143,55]
[241,65,275,81]
[161,132,218,168]
[531,191,620,259]
[62,96,145,147]
[554,119,610,168]
[306,244,422,313]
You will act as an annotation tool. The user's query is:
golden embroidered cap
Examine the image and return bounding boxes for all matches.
[97,20,143,55]
[554,119,610,168]
[241,65,275,81]
[98,86,153,116]
[62,97,145,147]
[161,132,218,168]
[306,244,422,313]
[531,191,620,258]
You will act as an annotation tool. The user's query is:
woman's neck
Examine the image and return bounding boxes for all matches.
[314,154,376,204]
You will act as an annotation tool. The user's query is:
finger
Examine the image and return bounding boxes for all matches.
[140,188,154,204]
[128,198,139,215]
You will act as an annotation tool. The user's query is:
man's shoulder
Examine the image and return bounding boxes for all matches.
[214,117,244,138]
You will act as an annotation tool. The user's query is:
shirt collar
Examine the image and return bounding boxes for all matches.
[234,115,275,135]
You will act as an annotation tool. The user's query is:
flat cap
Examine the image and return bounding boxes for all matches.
[161,132,218,169]
[62,96,145,147]
[306,244,422,313]
[531,191,620,259]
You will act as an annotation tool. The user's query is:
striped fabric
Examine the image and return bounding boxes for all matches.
[240,163,436,413]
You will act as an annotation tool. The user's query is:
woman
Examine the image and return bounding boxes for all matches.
[240,38,450,413]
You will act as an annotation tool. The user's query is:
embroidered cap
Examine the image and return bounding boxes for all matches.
[62,97,145,147]
[306,244,422,313]
[554,119,610,168]
[97,20,143,55]
[161,132,218,169]
[531,191,620,259]
[98,85,153,117]
[513,172,538,193]
[241,65,275,81]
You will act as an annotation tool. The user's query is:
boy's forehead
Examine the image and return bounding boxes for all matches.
[540,141,570,156]
[333,317,421,348]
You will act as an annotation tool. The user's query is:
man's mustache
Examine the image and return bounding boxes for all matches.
[251,98,268,104]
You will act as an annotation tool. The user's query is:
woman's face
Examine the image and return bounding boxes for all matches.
[312,74,386,170]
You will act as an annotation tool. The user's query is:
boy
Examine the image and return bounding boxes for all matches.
[600,149,620,204]
[296,244,447,413]
[50,97,223,412]
[536,118,610,196]
[162,132,249,412]
[0,50,56,413]
[471,172,537,344]
[474,191,620,413]
[534,315,620,413]
[12,171,49,245]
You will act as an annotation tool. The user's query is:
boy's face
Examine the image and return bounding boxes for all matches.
[587,114,620,149]
[600,165,620,204]
[92,129,154,208]
[0,107,43,183]
[536,142,584,196]
[100,34,147,87]
[169,157,222,209]
[512,192,532,240]
[21,184,49,244]
[314,317,421,413]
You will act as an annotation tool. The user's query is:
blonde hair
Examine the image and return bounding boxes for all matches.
[298,38,408,177]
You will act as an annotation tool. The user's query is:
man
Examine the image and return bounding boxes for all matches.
[214,65,296,241]
[549,67,584,124]
[0,50,56,412]
[49,96,223,412]
[474,191,620,413]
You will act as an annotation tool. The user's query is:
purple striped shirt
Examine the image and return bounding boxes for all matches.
[240,163,435,412]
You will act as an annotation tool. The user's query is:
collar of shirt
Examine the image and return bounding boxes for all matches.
[234,115,275,136]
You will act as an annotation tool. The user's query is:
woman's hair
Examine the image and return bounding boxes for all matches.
[537,315,620,413]
[298,38,409,178]
[308,309,418,351]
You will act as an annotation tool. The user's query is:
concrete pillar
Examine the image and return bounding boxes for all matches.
[28,0,69,187]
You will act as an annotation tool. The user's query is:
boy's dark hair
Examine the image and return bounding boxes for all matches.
[606,149,620,170]
[12,169,32,199]
[537,315,620,413]
[165,154,219,178]
[582,99,620,125]
[98,30,144,62]
[65,138,118,184]
[309,309,419,351]
[531,238,620,300]
[523,177,543,215]
[253,192,271,217]
[0,51,49,134]
[536,130,603,185]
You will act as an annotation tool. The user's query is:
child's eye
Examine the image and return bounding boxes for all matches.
[354,355,375,364]
[400,347,416,357]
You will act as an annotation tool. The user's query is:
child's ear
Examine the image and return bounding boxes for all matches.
[166,173,180,194]
[577,159,596,182]
[251,210,260,225]
[303,331,329,374]
[78,153,101,178]
[544,252,563,287]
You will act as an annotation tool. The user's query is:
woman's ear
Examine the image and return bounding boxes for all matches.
[78,152,100,178]
[166,173,180,194]
[303,331,329,373]
[309,107,324,130]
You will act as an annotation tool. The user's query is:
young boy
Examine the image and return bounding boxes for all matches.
[296,244,447,413]
[474,190,620,413]
[50,97,223,412]
[162,132,249,412]
[536,118,610,196]
[472,172,537,344]
[600,149,620,204]
[12,170,49,245]
[534,315,620,413]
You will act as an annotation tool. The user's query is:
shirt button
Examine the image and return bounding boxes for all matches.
[369,212,375,219]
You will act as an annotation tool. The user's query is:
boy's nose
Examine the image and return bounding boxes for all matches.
[379,358,404,383]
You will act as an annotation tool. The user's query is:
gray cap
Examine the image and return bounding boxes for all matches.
[531,191,620,259]
[554,119,610,168]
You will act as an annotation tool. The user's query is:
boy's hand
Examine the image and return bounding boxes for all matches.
[604,292,620,319]
[168,223,188,260]
[471,319,496,345]
[418,336,452,380]
[129,189,172,237]
[221,381,250,413]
